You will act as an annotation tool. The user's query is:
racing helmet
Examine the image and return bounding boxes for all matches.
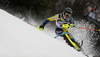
[63,7,73,18]
[63,7,73,15]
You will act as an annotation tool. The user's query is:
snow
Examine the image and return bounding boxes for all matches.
[0,9,86,57]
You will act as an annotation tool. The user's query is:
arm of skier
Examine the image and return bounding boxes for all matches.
[38,14,58,31]
[62,17,75,29]
[69,17,75,28]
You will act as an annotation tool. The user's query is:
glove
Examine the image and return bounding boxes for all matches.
[69,24,74,28]
[62,24,70,29]
[38,23,45,31]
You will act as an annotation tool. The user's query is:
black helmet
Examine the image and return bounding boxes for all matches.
[63,7,73,15]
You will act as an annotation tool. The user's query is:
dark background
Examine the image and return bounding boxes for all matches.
[0,0,100,19]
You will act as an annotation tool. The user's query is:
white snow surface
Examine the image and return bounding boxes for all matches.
[0,9,86,57]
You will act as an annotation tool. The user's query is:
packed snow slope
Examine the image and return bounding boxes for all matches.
[0,9,86,57]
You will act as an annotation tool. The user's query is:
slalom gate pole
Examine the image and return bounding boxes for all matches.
[76,27,100,31]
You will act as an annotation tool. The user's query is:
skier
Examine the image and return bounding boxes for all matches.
[38,7,75,47]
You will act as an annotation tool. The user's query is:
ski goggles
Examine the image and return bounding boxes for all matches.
[64,13,71,18]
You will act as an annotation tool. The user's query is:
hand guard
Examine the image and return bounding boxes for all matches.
[62,24,74,29]
[62,24,70,29]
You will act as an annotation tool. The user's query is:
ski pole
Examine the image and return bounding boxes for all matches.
[75,27,100,31]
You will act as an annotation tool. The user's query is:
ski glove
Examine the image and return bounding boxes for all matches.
[69,24,74,28]
[38,23,45,31]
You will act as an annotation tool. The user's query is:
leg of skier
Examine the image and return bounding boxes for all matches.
[55,27,74,47]
[63,34,74,47]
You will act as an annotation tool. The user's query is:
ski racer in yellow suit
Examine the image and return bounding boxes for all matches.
[38,7,75,47]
